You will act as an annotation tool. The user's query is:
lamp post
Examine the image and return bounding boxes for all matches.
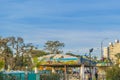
[89,48,94,80]
[101,38,109,60]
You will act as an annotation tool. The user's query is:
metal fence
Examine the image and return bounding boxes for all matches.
[0,70,61,80]
[0,71,25,80]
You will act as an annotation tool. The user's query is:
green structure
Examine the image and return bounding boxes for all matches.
[0,71,40,80]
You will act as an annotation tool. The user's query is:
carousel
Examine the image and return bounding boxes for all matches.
[37,54,97,80]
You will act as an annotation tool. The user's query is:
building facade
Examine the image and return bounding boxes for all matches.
[103,40,120,64]
[103,47,108,58]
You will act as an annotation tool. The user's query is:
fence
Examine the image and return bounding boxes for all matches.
[0,71,40,80]
[0,71,25,80]
[0,70,61,80]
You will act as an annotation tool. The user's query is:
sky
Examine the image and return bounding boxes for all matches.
[0,0,120,58]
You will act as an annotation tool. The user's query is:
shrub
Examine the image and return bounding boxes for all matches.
[106,66,120,80]
[40,73,61,80]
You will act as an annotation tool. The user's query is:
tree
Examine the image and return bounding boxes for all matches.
[31,50,48,57]
[0,36,35,70]
[0,37,12,70]
[7,37,35,70]
[115,53,120,65]
[0,60,4,70]
[44,41,64,54]
[115,53,120,59]
[106,66,120,80]
[106,53,120,80]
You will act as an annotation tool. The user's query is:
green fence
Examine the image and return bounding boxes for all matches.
[28,72,40,80]
[0,70,61,80]
[0,71,25,80]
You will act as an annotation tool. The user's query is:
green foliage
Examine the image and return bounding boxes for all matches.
[44,41,64,54]
[0,60,4,70]
[115,53,120,59]
[40,73,61,80]
[0,36,35,70]
[33,57,40,67]
[106,66,120,80]
[31,50,48,57]
[115,53,120,64]
[33,57,46,67]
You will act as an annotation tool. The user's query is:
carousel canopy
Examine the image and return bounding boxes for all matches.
[38,54,78,61]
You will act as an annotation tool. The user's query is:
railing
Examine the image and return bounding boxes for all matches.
[0,70,62,80]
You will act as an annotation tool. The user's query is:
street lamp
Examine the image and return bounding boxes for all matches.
[101,38,109,59]
[89,48,94,80]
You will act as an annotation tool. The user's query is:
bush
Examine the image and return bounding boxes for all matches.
[0,60,4,70]
[106,66,120,80]
[40,73,61,80]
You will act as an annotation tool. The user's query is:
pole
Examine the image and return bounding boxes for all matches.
[89,48,93,80]
[101,41,103,59]
[89,51,92,80]
[64,65,67,80]
[80,64,85,80]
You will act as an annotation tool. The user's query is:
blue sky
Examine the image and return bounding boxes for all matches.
[0,0,120,58]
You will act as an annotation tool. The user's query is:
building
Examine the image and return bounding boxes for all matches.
[103,47,108,58]
[103,40,120,64]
